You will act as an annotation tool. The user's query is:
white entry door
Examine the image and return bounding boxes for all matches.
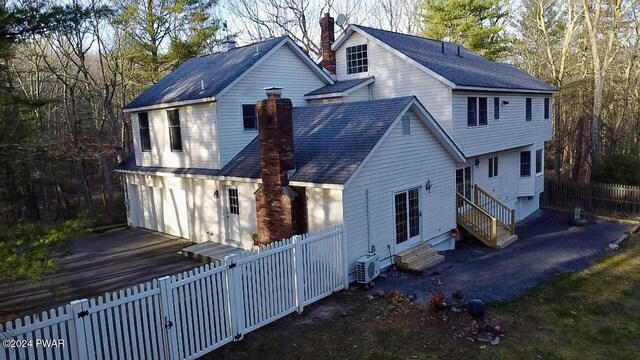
[394,187,422,253]
[226,187,241,243]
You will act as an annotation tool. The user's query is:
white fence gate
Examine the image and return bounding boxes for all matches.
[1,225,347,360]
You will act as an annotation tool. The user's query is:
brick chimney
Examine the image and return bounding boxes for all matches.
[255,87,307,245]
[320,13,336,74]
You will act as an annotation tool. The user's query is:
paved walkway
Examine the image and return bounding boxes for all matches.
[370,209,634,304]
[0,229,201,322]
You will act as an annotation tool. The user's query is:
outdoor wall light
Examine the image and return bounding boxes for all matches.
[425,179,432,193]
[502,100,509,105]
[475,158,480,167]
[214,190,219,199]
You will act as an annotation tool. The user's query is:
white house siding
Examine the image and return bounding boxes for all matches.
[470,149,520,209]
[469,143,546,220]
[342,109,458,275]
[217,44,328,166]
[125,173,259,248]
[307,97,341,105]
[451,92,552,157]
[305,187,344,231]
[132,102,220,169]
[335,32,453,130]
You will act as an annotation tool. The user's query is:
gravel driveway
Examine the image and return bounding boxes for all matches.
[370,209,634,304]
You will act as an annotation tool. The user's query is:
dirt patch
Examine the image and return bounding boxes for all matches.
[207,288,507,360]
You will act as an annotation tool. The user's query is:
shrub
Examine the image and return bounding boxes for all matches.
[0,217,93,283]
[591,153,640,186]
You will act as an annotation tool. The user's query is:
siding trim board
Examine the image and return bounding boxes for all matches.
[453,86,557,94]
[304,77,375,100]
[116,168,345,190]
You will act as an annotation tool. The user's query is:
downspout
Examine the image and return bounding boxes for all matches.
[366,188,372,252]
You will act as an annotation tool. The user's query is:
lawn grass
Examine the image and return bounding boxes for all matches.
[211,233,640,360]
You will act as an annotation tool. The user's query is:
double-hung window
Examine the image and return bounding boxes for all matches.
[488,157,498,178]
[525,98,532,121]
[536,149,543,174]
[544,98,550,120]
[520,151,532,177]
[138,112,151,152]
[467,97,477,126]
[494,97,500,119]
[167,109,182,152]
[468,97,487,126]
[479,97,488,125]
[242,104,258,131]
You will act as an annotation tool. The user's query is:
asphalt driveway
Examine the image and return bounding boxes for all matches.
[0,229,201,322]
[371,209,635,304]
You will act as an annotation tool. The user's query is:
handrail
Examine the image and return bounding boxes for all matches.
[456,193,497,247]
[474,185,516,235]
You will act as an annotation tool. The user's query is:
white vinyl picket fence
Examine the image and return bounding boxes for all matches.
[1,225,347,360]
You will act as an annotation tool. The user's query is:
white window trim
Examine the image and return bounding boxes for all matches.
[466,96,488,128]
[488,156,498,178]
[345,43,369,75]
[535,148,544,176]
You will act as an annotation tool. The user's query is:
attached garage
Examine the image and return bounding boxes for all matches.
[126,180,190,239]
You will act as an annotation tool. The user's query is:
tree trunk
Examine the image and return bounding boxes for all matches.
[74,160,93,214]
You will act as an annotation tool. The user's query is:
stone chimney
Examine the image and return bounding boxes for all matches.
[255,87,307,245]
[320,13,336,74]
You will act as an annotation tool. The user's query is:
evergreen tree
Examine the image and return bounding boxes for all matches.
[115,0,220,85]
[420,0,512,60]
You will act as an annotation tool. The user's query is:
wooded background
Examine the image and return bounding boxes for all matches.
[1,0,639,225]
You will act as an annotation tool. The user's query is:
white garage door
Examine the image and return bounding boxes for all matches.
[140,185,158,230]
[159,188,189,238]
[129,184,189,239]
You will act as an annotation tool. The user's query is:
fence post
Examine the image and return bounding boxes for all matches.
[341,224,350,290]
[291,235,306,313]
[70,299,91,360]
[158,276,179,360]
[226,254,245,341]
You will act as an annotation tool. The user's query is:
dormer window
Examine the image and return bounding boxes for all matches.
[346,44,368,74]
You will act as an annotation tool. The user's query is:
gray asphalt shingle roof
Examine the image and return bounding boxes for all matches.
[305,77,373,96]
[115,96,415,184]
[124,37,287,110]
[355,26,556,92]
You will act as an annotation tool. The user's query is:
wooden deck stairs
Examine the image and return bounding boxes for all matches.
[394,243,445,274]
[456,185,518,249]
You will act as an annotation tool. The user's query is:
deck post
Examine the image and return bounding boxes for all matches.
[492,218,498,246]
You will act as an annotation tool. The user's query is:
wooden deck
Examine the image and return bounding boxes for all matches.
[181,242,245,263]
